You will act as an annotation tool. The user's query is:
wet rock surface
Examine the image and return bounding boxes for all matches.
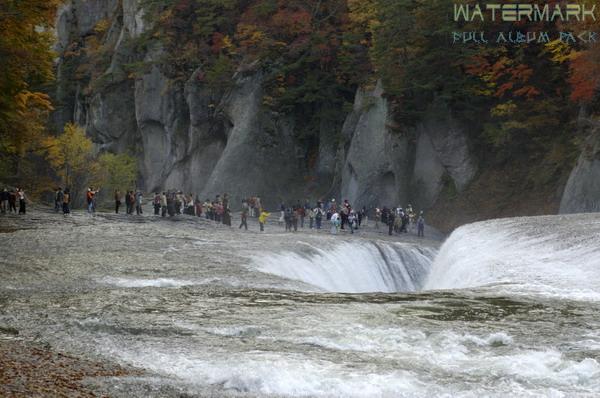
[0,339,136,397]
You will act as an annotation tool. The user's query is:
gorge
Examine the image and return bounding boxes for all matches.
[50,0,600,231]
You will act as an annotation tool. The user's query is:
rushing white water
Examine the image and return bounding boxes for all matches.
[425,215,600,300]
[100,277,195,288]
[253,214,600,301]
[252,241,435,293]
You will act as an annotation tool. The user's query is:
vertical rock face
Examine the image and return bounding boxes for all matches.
[53,1,478,212]
[411,104,477,208]
[200,73,303,207]
[86,81,138,154]
[560,129,600,214]
[337,86,477,210]
[340,82,409,209]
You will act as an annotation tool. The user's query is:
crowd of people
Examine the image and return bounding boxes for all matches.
[4,186,427,238]
[0,187,28,215]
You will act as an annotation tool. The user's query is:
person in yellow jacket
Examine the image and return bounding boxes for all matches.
[258,209,270,232]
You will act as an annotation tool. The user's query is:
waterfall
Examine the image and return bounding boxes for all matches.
[424,215,600,300]
[252,241,436,293]
[253,214,600,300]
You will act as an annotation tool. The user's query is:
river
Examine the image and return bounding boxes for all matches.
[0,210,599,397]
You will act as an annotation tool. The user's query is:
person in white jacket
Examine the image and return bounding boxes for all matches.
[330,212,340,235]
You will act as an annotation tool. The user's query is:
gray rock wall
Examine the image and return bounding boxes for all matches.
[53,0,479,212]
[411,103,477,208]
[560,129,600,214]
[339,82,409,209]
[200,73,303,207]
[336,85,477,211]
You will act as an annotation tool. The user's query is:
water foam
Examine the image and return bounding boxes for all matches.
[424,215,600,300]
[99,277,194,288]
[96,324,600,397]
[252,241,435,293]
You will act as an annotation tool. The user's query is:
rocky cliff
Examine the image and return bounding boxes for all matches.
[53,0,477,212]
[52,0,598,228]
[560,121,600,214]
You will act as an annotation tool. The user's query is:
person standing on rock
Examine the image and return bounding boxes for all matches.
[124,191,131,215]
[153,192,161,215]
[202,199,211,219]
[239,199,249,230]
[214,201,223,223]
[195,195,202,217]
[298,204,305,228]
[62,188,71,215]
[86,187,99,216]
[358,207,366,228]
[225,206,232,226]
[167,191,176,217]
[307,207,315,229]
[348,210,357,234]
[8,188,17,213]
[114,189,122,214]
[187,193,196,215]
[374,208,381,229]
[17,188,27,214]
[160,192,167,217]
[292,207,299,232]
[54,188,64,213]
[417,211,425,238]
[314,206,323,230]
[394,208,403,233]
[330,211,340,235]
[135,191,143,215]
[388,210,395,236]
[222,193,231,226]
[279,202,285,227]
[175,192,183,215]
[258,208,270,232]
[340,203,349,230]
[401,209,410,233]
[0,188,8,214]
[86,188,94,215]
[241,199,249,217]
[255,197,262,218]
[284,207,292,232]
[407,204,416,232]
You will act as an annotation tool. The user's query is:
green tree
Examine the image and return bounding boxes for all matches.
[95,153,138,198]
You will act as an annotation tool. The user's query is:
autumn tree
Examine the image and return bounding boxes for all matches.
[45,123,97,204]
[0,0,60,182]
